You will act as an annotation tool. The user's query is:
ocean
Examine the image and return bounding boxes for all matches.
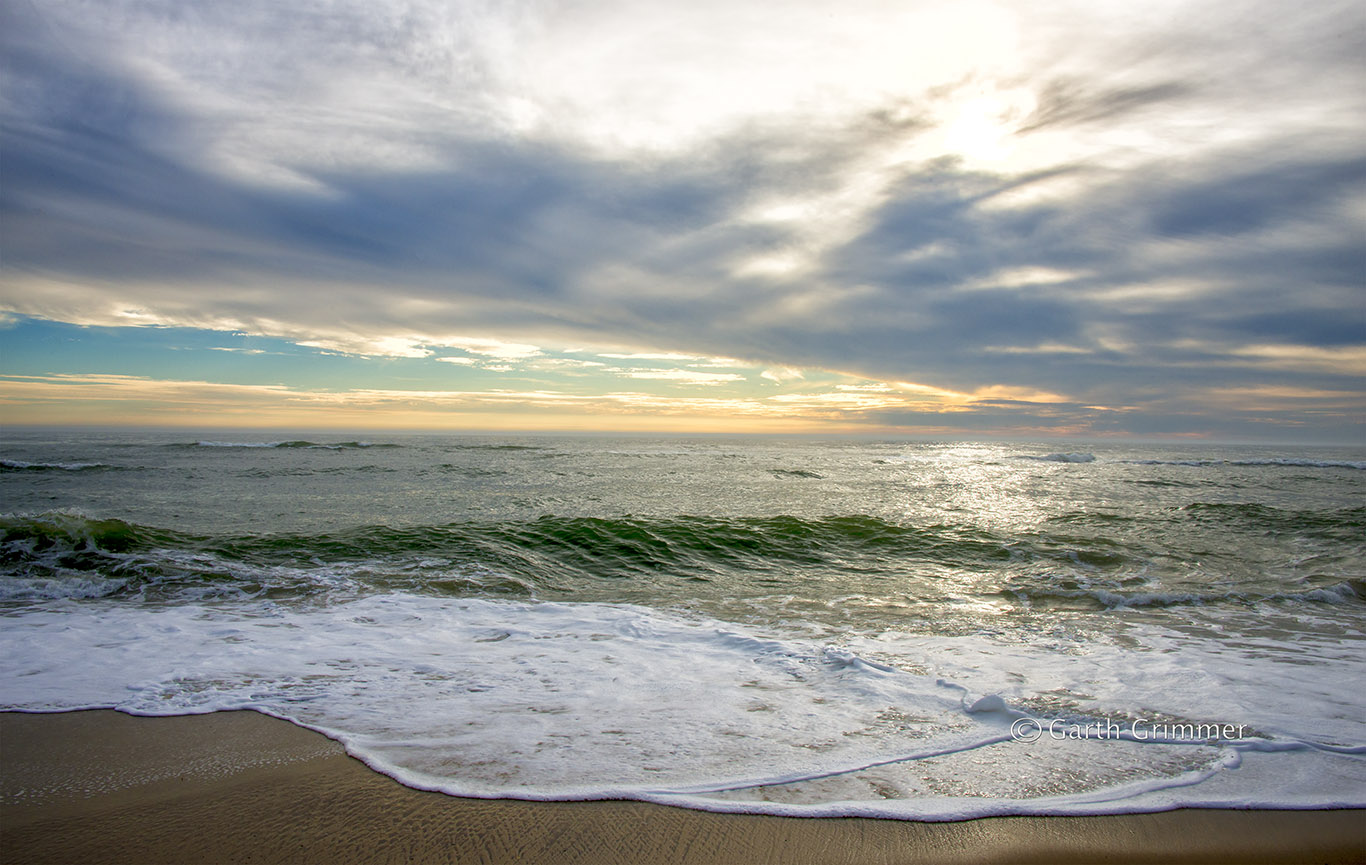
[2,430,1363,819]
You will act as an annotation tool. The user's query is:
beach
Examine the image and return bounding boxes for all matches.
[3,710,1362,865]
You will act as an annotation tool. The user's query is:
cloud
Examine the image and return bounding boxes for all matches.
[1,0,1363,439]
[761,367,805,384]
[1018,80,1193,134]
[436,338,543,359]
[621,369,747,386]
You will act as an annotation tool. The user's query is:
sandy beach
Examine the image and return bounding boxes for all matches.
[1,710,1361,864]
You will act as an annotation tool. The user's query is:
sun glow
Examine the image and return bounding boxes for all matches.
[936,86,1037,164]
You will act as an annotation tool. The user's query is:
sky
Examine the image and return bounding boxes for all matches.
[1,0,1363,440]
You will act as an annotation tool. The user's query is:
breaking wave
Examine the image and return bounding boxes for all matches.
[1,460,119,472]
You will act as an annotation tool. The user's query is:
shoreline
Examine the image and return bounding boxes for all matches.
[2,709,1363,865]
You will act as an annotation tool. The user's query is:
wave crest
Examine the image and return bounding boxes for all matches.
[178,440,395,450]
[1,459,117,472]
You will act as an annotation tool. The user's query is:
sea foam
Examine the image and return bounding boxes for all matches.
[2,594,1360,819]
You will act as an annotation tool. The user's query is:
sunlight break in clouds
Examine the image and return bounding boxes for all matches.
[0,372,1044,433]
[1,0,1363,438]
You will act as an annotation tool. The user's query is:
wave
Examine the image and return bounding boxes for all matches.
[770,468,825,479]
[1129,479,1203,489]
[176,440,397,450]
[5,509,1361,609]
[1006,454,1363,470]
[436,464,508,477]
[999,579,1365,611]
[0,512,500,602]
[1,512,173,553]
[1,459,119,472]
[0,512,1014,601]
[1126,458,1366,470]
[1177,502,1365,542]
[0,513,191,600]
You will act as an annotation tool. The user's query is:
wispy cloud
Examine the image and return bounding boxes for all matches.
[621,369,746,386]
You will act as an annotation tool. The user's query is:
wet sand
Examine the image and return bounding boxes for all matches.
[2,710,1362,864]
